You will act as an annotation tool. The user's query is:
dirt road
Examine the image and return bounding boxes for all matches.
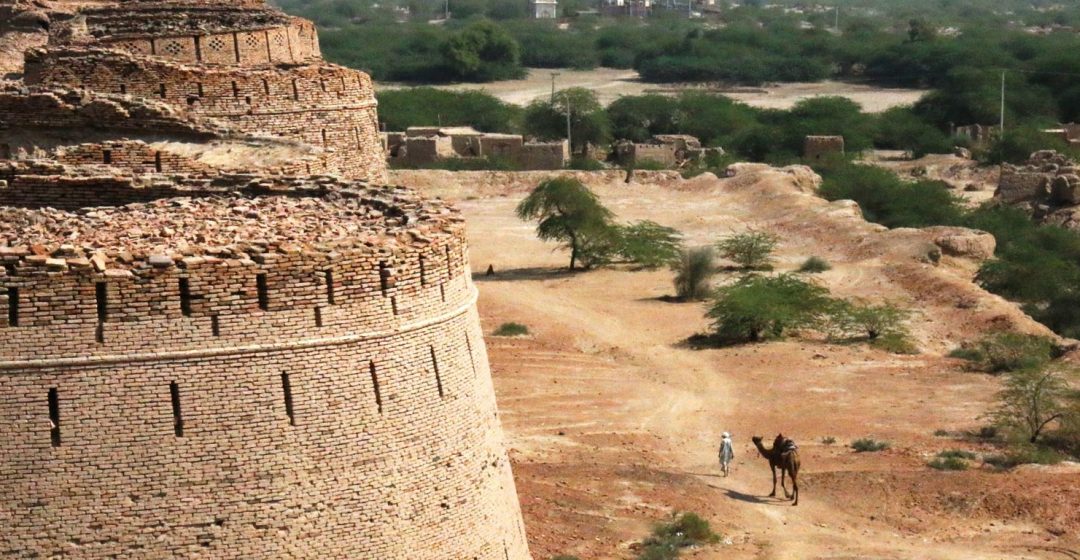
[378,68,929,111]
[393,168,1079,559]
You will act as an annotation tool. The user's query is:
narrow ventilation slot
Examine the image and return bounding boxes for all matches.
[154,151,163,172]
[179,278,192,317]
[369,361,383,414]
[102,149,111,164]
[439,283,446,303]
[430,346,444,398]
[280,373,295,426]
[6,287,18,327]
[324,270,335,304]
[210,315,221,337]
[465,333,477,377]
[196,82,204,97]
[445,245,453,278]
[231,80,240,98]
[159,83,167,98]
[419,256,428,285]
[314,307,323,327]
[256,273,269,311]
[95,282,108,322]
[169,382,184,437]
[291,79,299,101]
[390,296,399,316]
[378,261,390,295]
[48,388,60,447]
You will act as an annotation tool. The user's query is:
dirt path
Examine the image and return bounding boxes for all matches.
[396,168,1080,559]
[378,68,928,111]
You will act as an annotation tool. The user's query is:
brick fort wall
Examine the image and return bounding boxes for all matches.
[0,174,531,559]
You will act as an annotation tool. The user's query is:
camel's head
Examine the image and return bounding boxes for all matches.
[751,435,763,444]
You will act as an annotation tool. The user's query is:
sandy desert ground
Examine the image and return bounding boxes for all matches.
[378,68,929,112]
[391,167,1080,560]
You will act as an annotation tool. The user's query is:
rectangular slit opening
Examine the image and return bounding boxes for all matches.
[196,82,204,97]
[256,273,269,311]
[324,270,335,304]
[383,268,394,293]
[211,315,220,337]
[439,283,446,303]
[291,79,299,101]
[369,361,383,414]
[102,149,112,164]
[281,373,295,426]
[154,151,162,172]
[314,306,323,327]
[179,278,192,317]
[419,256,427,285]
[170,382,184,437]
[48,388,60,447]
[159,83,167,98]
[231,80,240,97]
[445,245,453,278]
[95,323,104,344]
[430,346,444,398]
[390,296,398,316]
[95,282,108,323]
[7,286,18,327]
[465,333,477,377]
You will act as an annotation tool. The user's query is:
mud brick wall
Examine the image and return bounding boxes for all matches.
[25,50,386,182]
[803,135,845,161]
[0,187,532,560]
[97,19,322,66]
[54,141,215,174]
[519,141,569,170]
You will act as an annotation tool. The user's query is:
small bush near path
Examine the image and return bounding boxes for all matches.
[671,246,716,301]
[798,256,831,273]
[851,438,890,452]
[493,322,529,336]
[716,231,779,270]
[636,512,720,560]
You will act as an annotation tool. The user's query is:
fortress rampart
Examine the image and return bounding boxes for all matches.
[0,170,532,559]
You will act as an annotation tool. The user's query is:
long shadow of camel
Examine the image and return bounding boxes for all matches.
[724,489,786,506]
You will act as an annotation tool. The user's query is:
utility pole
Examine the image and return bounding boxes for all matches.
[445,0,449,20]
[550,72,561,103]
[1000,71,1006,135]
[565,94,572,155]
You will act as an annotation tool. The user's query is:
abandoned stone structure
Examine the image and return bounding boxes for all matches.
[614,134,708,167]
[0,2,531,559]
[803,135,845,161]
[995,150,1080,231]
[386,126,569,170]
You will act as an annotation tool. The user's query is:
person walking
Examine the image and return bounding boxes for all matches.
[719,432,735,476]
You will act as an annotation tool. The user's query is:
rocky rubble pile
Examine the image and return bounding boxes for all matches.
[995,150,1080,230]
[0,177,460,271]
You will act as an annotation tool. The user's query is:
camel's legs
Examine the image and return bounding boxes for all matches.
[768,465,777,497]
[780,467,790,499]
[792,473,799,506]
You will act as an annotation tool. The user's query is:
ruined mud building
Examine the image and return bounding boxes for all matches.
[386,125,569,170]
[995,150,1080,232]
[0,1,532,559]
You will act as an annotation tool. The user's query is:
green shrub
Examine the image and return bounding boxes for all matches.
[822,436,837,445]
[798,256,832,273]
[376,88,521,133]
[716,231,779,270]
[984,445,1066,469]
[633,159,671,171]
[972,332,1056,373]
[938,449,978,460]
[818,163,965,229]
[616,221,684,269]
[493,322,529,336]
[707,274,833,344]
[637,512,720,560]
[933,429,951,437]
[516,177,615,271]
[870,332,920,355]
[947,347,985,362]
[672,246,716,301]
[828,300,911,341]
[928,456,969,470]
[851,438,890,452]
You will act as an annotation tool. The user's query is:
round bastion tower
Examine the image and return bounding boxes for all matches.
[22,0,387,182]
[0,173,531,558]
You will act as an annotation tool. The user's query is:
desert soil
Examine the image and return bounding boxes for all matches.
[391,167,1080,560]
[377,68,929,112]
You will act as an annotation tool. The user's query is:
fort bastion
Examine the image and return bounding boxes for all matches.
[0,1,532,558]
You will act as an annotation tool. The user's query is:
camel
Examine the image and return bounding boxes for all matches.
[752,433,801,506]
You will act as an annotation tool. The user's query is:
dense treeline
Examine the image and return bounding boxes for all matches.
[379,87,1075,164]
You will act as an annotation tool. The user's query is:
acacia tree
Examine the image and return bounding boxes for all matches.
[523,87,610,155]
[516,177,614,270]
[716,231,778,270]
[990,366,1072,444]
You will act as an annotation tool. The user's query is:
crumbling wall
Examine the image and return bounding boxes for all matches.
[803,135,844,161]
[519,140,568,170]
